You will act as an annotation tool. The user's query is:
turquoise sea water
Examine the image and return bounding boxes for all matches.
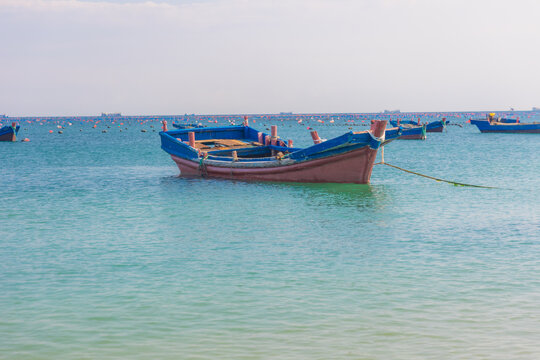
[1,115,539,359]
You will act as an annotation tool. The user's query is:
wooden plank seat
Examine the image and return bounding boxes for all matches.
[194,139,261,151]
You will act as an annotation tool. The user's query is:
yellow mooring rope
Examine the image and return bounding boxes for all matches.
[374,162,499,189]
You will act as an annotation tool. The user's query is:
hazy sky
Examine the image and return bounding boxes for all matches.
[1,0,540,116]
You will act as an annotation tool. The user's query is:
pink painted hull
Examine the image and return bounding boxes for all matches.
[171,146,379,184]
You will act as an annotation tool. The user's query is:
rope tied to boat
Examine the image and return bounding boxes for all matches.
[374,162,500,189]
[198,152,208,177]
[368,127,385,145]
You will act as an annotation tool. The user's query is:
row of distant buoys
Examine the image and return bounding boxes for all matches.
[6,111,539,142]
[6,110,538,127]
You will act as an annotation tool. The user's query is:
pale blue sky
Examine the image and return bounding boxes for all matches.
[1,0,539,116]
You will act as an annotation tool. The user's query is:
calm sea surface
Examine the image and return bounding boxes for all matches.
[1,114,539,359]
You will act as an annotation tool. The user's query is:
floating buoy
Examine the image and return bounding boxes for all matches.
[58,130,63,134]
[49,130,53,133]
[141,129,147,132]
[22,138,30,142]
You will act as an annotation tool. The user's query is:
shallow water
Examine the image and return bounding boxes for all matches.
[1,115,539,359]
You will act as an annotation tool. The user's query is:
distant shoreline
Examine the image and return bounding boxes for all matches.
[3,109,538,121]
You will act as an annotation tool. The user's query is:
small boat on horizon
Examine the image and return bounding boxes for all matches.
[470,114,540,133]
[0,122,20,142]
[159,119,391,184]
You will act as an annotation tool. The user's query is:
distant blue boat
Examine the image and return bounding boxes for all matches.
[470,118,540,133]
[387,123,426,140]
[390,118,447,133]
[425,119,448,132]
[0,122,20,142]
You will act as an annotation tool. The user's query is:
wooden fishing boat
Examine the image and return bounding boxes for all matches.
[470,117,540,133]
[393,123,426,140]
[390,119,446,133]
[0,122,20,142]
[160,120,389,184]
[425,118,447,132]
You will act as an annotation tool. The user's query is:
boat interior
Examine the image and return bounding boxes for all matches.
[190,138,292,159]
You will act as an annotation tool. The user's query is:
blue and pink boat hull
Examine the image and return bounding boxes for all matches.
[160,120,389,184]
